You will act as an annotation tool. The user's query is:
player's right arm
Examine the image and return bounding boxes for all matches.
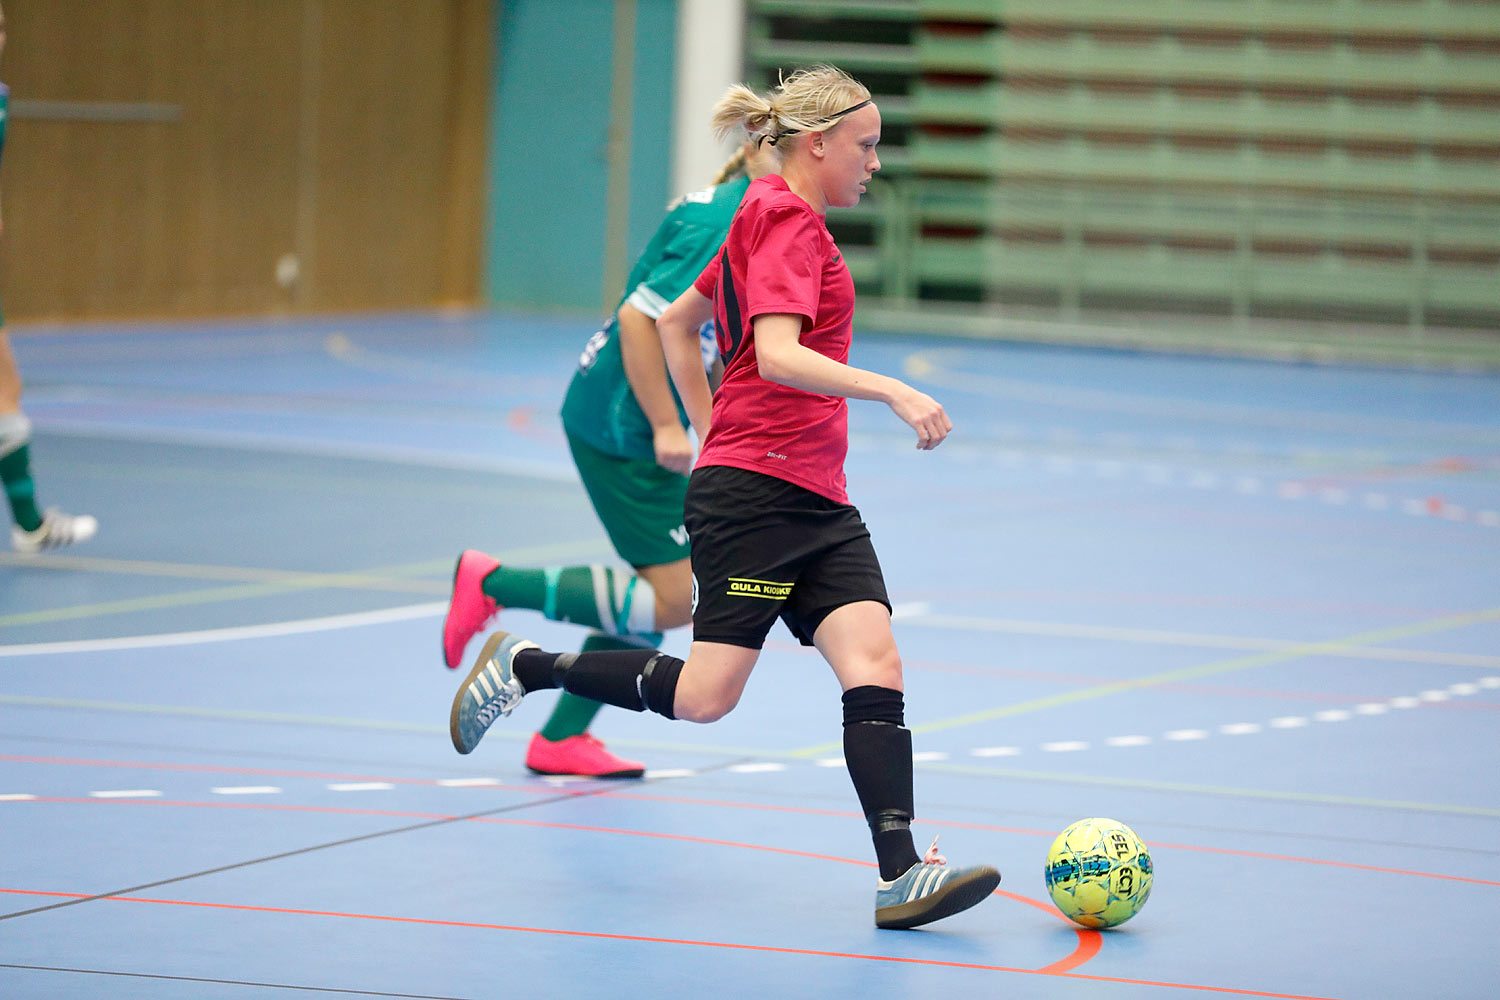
[616,301,694,474]
[753,313,952,450]
[658,286,716,443]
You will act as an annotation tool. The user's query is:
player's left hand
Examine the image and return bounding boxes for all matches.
[889,386,953,450]
[654,423,695,474]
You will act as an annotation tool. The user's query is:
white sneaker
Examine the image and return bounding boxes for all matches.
[12,509,98,553]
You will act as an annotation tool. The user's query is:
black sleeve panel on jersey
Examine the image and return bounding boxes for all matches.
[718,247,746,367]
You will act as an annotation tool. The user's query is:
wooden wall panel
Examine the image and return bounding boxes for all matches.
[310,0,468,311]
[0,0,488,322]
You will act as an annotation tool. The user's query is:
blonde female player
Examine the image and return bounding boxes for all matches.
[439,139,778,778]
[0,5,97,552]
[448,66,1001,929]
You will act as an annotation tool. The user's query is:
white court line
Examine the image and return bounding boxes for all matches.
[90,789,162,799]
[0,602,445,658]
[327,782,394,792]
[211,786,282,796]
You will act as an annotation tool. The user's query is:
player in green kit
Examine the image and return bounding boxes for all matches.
[440,138,777,777]
[0,5,98,553]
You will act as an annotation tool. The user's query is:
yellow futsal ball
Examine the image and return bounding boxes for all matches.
[1044,817,1153,928]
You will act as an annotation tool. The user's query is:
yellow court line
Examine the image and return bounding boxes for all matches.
[0,539,610,628]
[903,613,1500,669]
[916,761,1500,819]
[1,553,448,593]
[790,605,1500,756]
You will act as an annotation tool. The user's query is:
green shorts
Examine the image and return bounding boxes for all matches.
[567,431,690,569]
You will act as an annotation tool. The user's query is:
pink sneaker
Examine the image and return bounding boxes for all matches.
[525,733,645,778]
[442,549,501,669]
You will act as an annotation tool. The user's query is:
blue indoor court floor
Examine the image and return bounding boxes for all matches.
[1,309,1497,998]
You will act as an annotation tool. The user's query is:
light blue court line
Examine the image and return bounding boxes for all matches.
[903,349,1500,443]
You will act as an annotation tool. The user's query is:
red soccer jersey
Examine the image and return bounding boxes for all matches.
[692,175,855,503]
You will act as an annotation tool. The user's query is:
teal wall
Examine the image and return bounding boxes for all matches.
[486,0,677,313]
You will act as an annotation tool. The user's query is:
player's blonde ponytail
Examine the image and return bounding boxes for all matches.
[709,66,871,153]
[709,146,748,186]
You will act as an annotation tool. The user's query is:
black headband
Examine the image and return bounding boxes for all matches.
[760,99,873,147]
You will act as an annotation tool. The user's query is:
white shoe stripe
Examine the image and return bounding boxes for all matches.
[900,869,924,905]
[474,672,494,699]
[905,865,936,904]
[906,863,930,905]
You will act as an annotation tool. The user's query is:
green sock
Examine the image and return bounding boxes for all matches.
[539,633,662,741]
[0,442,42,532]
[481,564,657,636]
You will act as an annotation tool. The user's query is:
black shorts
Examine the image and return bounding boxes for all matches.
[684,465,890,649]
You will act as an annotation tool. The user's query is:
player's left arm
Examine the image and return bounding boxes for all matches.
[753,314,952,450]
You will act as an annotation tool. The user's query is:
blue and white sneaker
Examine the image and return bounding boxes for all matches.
[874,837,1001,929]
[449,631,540,754]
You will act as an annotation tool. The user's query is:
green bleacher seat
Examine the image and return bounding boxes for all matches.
[910,134,1500,200]
[916,30,1500,96]
[746,0,1500,326]
[912,81,1500,148]
[940,0,1500,41]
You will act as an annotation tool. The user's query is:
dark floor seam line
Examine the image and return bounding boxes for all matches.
[0,759,758,922]
[0,964,470,999]
[0,788,606,921]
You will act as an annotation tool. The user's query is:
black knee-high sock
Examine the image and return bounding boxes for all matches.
[513,647,682,719]
[842,685,921,881]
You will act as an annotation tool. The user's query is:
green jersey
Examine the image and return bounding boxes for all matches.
[560,173,750,461]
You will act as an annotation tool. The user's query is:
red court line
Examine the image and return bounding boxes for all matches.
[7,760,1495,888]
[0,755,520,788]
[10,798,1098,974]
[1145,840,1500,889]
[594,792,1500,889]
[468,817,1104,971]
[0,888,1335,999]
